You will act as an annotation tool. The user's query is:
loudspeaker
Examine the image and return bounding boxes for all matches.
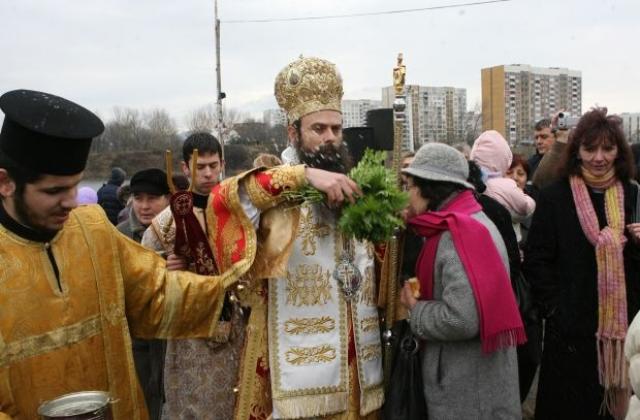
[366,108,394,150]
[342,127,374,166]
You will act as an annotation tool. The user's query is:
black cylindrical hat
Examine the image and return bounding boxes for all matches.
[0,89,104,175]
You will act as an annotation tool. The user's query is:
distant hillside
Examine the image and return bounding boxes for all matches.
[84,149,176,180]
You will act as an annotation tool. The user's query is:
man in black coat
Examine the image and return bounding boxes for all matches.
[97,166,126,224]
[528,118,555,179]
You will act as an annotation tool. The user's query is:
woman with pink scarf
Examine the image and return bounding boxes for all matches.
[399,143,525,419]
[523,108,640,419]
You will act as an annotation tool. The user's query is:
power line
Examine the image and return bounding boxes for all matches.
[222,0,513,24]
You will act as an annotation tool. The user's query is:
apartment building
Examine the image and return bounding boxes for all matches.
[482,64,582,145]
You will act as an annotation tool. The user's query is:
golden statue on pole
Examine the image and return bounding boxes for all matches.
[393,53,406,95]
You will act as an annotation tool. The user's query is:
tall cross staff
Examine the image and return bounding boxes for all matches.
[383,53,407,384]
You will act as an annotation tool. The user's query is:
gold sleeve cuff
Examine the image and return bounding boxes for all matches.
[287,164,308,189]
[244,164,308,211]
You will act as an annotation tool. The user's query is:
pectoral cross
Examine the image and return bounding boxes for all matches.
[333,251,362,301]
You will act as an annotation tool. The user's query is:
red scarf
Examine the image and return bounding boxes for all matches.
[409,190,526,353]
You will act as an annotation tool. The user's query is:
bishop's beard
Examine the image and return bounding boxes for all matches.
[296,142,353,174]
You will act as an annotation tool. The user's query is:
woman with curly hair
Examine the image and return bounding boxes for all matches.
[524,108,640,419]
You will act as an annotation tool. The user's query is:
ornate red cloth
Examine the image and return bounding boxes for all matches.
[170,190,218,275]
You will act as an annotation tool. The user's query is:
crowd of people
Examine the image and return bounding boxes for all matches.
[1,55,640,420]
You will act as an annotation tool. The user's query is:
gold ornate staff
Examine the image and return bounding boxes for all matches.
[165,149,177,194]
[165,148,199,193]
[382,53,407,384]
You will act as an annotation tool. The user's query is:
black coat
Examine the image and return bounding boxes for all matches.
[523,178,640,419]
[97,182,124,225]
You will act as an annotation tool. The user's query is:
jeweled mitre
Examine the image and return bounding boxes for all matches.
[274,56,344,123]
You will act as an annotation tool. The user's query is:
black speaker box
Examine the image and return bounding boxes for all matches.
[342,127,375,166]
[365,108,394,150]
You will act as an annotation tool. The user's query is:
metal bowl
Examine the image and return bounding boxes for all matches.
[37,391,112,420]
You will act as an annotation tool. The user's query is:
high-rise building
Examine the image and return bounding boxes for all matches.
[620,112,640,143]
[482,64,582,145]
[382,85,467,149]
[342,99,382,128]
[263,108,286,127]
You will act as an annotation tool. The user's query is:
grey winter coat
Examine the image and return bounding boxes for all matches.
[116,207,147,243]
[409,211,521,420]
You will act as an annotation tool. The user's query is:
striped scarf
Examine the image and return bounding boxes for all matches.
[581,166,617,189]
[569,175,629,417]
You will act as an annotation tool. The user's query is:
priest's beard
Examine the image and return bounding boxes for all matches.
[13,192,59,236]
[295,141,352,174]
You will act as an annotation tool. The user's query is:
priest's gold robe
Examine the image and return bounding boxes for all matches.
[0,205,238,420]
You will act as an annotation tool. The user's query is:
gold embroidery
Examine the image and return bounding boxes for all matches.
[221,214,243,270]
[284,316,336,335]
[208,181,232,270]
[0,315,101,366]
[359,266,377,306]
[275,57,343,123]
[152,207,176,254]
[298,206,330,256]
[360,343,382,362]
[360,316,379,333]
[195,241,216,274]
[286,264,333,307]
[269,276,348,399]
[267,203,350,404]
[285,345,337,365]
[249,355,272,419]
[104,302,125,326]
[245,175,275,211]
[235,287,271,420]
[269,166,302,191]
[367,243,375,259]
[203,171,260,338]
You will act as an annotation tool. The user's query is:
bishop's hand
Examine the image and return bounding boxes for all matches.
[304,167,362,207]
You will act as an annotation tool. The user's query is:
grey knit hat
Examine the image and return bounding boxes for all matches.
[401,142,474,190]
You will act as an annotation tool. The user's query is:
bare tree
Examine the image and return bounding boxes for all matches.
[112,107,146,149]
[223,107,247,127]
[185,104,248,137]
[463,101,482,145]
[90,107,183,154]
[185,104,216,133]
[145,108,179,148]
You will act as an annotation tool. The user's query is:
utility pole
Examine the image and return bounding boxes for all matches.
[214,0,225,177]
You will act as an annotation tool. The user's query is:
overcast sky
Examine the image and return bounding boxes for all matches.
[1,0,638,129]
